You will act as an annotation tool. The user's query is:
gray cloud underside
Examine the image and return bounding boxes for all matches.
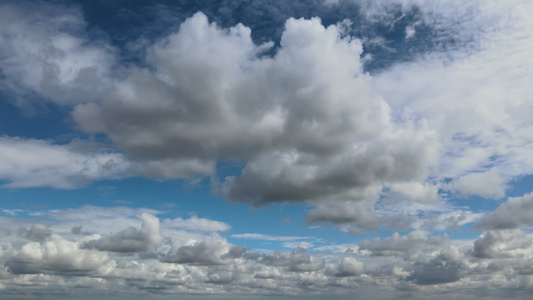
[81,213,162,252]
[474,193,533,230]
[2,213,533,299]
[71,12,437,208]
[1,0,532,232]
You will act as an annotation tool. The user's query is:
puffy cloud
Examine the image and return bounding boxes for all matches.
[72,12,438,209]
[374,0,533,184]
[161,238,234,265]
[471,230,533,259]
[408,246,468,285]
[444,168,507,200]
[82,213,162,252]
[360,230,446,260]
[325,256,364,277]
[17,224,52,242]
[5,234,110,275]
[0,1,115,108]
[2,208,533,298]
[0,136,130,189]
[474,193,533,230]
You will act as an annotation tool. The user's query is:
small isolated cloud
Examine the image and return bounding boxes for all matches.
[474,192,533,230]
[405,25,416,39]
[71,12,438,208]
[387,181,440,203]
[82,213,162,252]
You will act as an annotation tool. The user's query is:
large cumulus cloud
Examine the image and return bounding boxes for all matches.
[71,13,438,217]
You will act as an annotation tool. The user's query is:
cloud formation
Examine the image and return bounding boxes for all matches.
[82,213,162,252]
[0,1,114,109]
[71,12,438,211]
[1,0,533,298]
[474,193,533,230]
[0,136,130,189]
[1,206,533,299]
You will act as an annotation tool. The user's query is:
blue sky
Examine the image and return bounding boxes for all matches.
[1,0,533,299]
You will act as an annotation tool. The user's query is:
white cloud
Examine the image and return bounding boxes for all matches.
[1,1,533,297]
[0,136,130,189]
[0,2,115,108]
[162,216,231,232]
[373,0,533,184]
[405,25,416,39]
[0,208,533,298]
[360,230,446,260]
[444,168,507,199]
[81,213,162,252]
[71,12,438,211]
[5,234,111,275]
[231,233,310,242]
[387,181,440,203]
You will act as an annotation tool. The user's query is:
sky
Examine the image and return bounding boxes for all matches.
[0,0,533,299]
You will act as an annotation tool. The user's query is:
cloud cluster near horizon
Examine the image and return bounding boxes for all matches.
[1,205,533,298]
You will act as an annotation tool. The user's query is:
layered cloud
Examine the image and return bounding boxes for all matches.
[1,1,532,298]
[0,136,130,189]
[2,209,533,299]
